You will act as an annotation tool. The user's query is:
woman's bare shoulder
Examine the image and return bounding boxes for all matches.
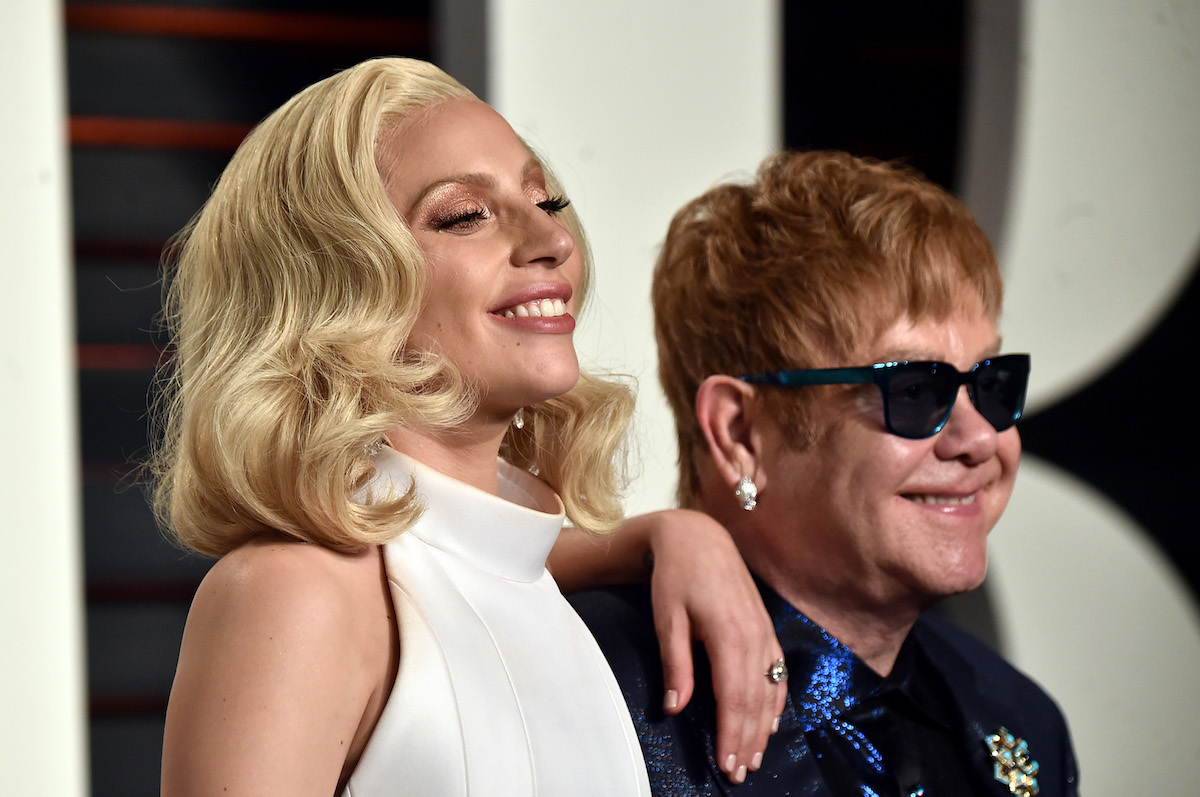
[163,533,394,796]
[196,535,374,614]
[185,533,392,675]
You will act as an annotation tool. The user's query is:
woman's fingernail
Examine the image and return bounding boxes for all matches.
[772,715,780,733]
[735,764,747,784]
[663,689,679,711]
[724,753,737,773]
[751,751,763,770]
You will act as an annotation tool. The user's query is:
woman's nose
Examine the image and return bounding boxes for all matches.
[513,204,575,269]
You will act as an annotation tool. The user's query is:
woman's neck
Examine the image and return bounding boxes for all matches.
[384,420,509,494]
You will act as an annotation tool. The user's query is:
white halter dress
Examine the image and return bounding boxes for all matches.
[343,448,650,796]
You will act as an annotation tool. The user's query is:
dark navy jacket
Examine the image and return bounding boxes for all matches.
[572,584,1078,797]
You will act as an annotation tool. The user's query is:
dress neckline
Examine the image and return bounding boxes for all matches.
[369,447,566,583]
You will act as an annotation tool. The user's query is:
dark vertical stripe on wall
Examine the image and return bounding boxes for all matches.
[435,0,489,100]
[782,0,967,193]
[957,0,1020,249]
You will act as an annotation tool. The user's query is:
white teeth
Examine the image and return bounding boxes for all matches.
[500,298,567,319]
[906,493,976,506]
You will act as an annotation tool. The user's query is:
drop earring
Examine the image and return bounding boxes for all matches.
[735,476,758,511]
[512,407,526,430]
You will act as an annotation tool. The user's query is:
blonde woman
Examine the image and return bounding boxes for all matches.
[155,58,783,795]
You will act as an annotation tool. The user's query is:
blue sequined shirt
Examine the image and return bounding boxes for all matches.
[575,583,998,796]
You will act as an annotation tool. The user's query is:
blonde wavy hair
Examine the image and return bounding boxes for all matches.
[151,57,634,558]
[653,151,1003,506]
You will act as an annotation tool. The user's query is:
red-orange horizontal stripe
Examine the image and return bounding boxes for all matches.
[65,3,429,47]
[78,343,166,371]
[71,116,252,150]
[88,578,200,602]
[90,692,170,717]
[76,238,169,260]
[82,461,143,483]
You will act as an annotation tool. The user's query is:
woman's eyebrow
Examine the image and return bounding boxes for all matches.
[407,160,546,215]
[521,159,545,182]
[406,172,496,215]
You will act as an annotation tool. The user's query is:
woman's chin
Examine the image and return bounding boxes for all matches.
[525,367,582,405]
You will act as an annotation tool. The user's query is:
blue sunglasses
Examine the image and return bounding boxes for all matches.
[740,354,1031,439]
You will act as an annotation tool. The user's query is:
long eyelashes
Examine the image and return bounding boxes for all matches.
[432,194,569,231]
[537,195,570,215]
[433,208,487,230]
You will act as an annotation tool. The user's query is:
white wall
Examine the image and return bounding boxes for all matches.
[0,0,88,795]
[489,0,781,514]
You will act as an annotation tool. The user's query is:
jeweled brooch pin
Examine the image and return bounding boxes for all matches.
[984,727,1039,796]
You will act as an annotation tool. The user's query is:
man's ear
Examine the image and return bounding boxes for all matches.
[694,375,769,493]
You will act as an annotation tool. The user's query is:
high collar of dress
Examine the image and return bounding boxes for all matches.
[367,446,566,583]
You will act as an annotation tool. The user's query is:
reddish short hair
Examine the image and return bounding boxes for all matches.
[653,150,1003,505]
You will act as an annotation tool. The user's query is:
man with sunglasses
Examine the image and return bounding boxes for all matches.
[573,151,1077,795]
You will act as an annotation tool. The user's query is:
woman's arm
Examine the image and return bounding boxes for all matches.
[162,539,387,796]
[551,510,786,784]
[547,516,657,593]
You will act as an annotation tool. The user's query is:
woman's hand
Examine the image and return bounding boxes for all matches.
[551,510,785,784]
[641,509,786,785]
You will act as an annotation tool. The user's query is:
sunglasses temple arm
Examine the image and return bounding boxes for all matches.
[740,368,878,387]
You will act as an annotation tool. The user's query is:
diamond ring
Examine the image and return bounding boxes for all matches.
[766,657,788,683]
